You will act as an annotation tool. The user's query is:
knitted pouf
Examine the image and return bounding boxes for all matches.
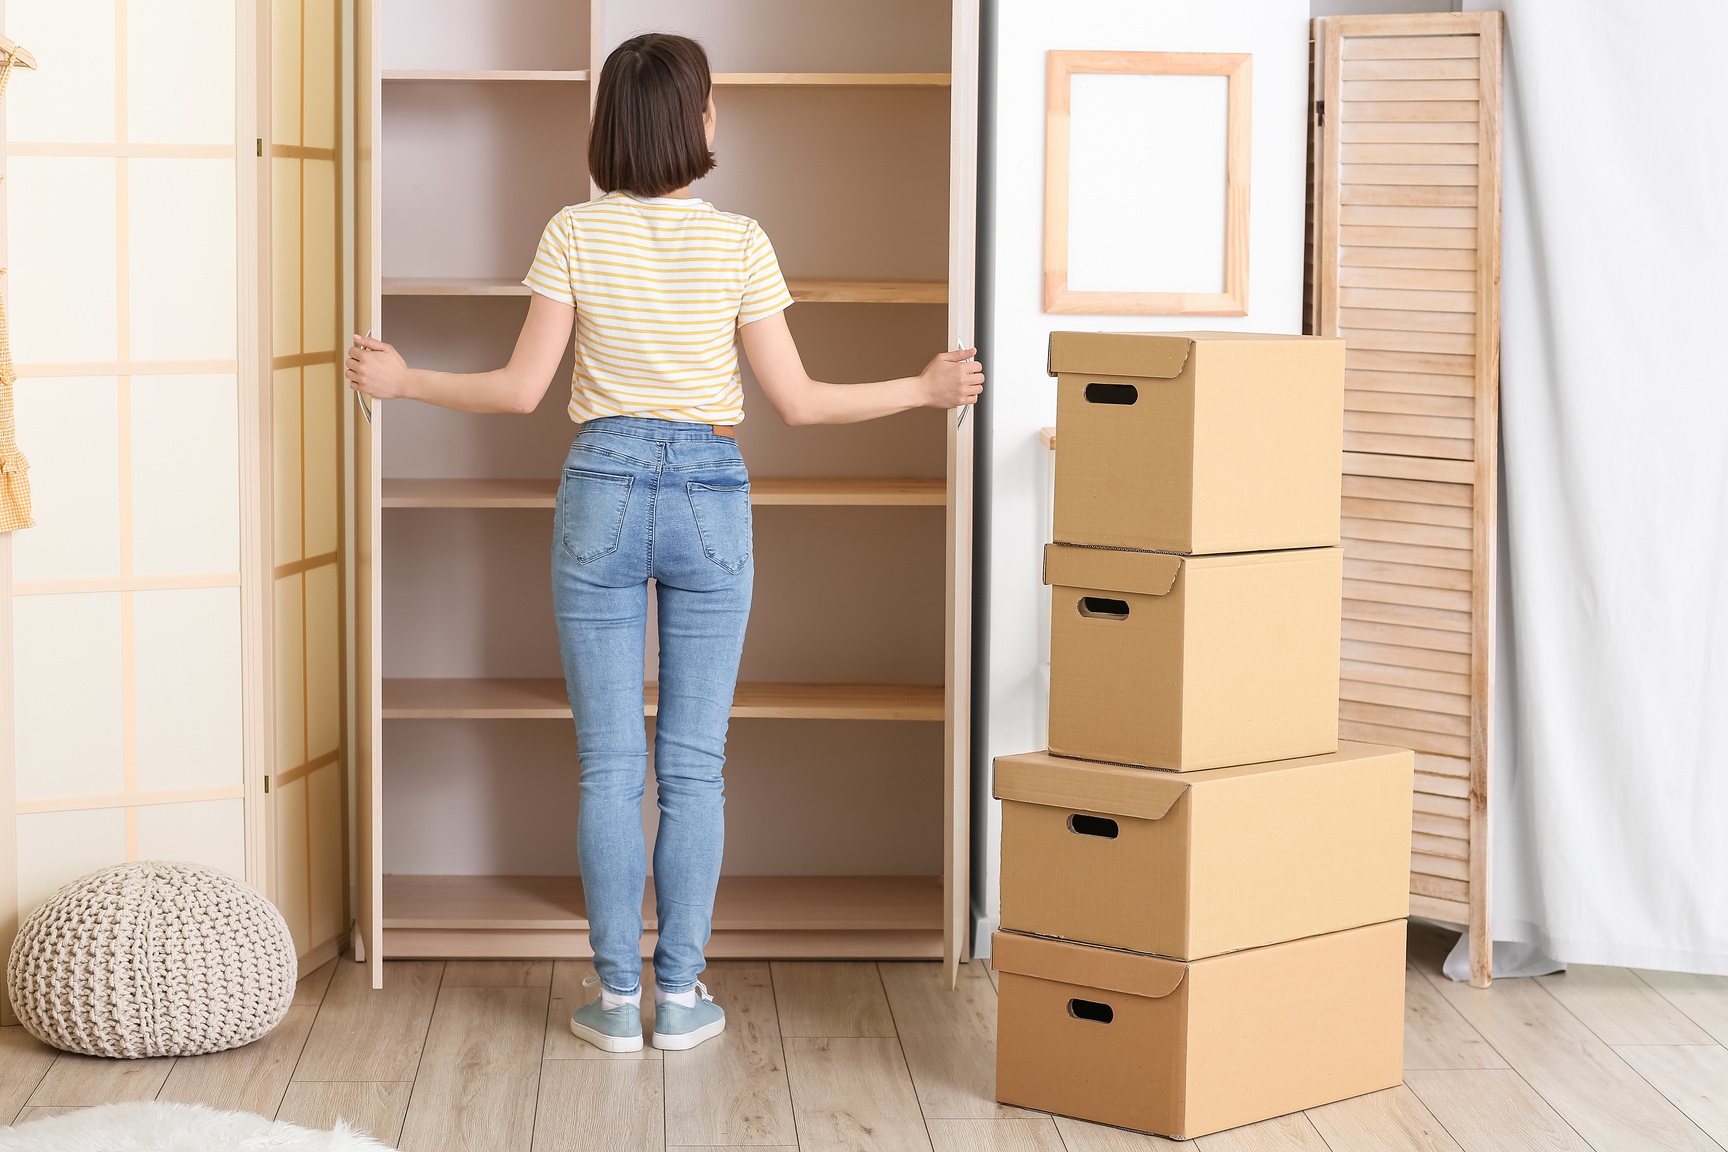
[6,861,298,1058]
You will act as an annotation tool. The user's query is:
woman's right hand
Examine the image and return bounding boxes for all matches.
[918,348,985,410]
[346,334,411,400]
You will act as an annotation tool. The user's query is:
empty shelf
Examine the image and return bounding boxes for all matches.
[382,477,944,508]
[382,678,945,722]
[381,277,946,304]
[712,73,951,87]
[383,478,554,507]
[382,277,527,296]
[789,279,946,304]
[383,69,588,82]
[380,71,943,87]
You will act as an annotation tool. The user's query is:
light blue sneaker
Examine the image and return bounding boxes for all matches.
[652,980,726,1050]
[570,974,643,1053]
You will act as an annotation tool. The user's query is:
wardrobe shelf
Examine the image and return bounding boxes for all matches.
[383,69,588,82]
[381,276,947,304]
[380,874,944,959]
[712,72,951,87]
[381,476,945,508]
[379,70,946,87]
[382,678,945,721]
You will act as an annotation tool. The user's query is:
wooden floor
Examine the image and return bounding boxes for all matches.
[3,920,1727,1150]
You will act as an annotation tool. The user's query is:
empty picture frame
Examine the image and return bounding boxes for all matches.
[1044,51,1252,316]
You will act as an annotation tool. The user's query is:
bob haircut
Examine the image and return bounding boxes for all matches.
[588,33,716,198]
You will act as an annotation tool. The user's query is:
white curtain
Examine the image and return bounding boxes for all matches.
[1466,0,1728,972]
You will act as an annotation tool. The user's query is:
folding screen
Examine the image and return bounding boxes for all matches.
[266,0,348,972]
[1308,11,1502,986]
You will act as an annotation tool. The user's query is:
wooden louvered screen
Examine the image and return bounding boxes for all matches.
[1310,12,1502,986]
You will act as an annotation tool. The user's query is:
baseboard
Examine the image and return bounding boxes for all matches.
[298,933,344,979]
[971,912,1000,959]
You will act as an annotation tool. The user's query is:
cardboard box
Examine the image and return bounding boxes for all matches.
[1046,542,1342,771]
[1049,331,1344,555]
[994,921,1406,1140]
[995,743,1414,959]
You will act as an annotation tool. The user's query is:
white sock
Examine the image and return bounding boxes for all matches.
[600,987,641,1011]
[655,984,698,1008]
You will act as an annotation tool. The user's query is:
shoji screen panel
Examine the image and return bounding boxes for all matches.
[268,0,347,972]
[3,0,253,1017]
[1312,12,1500,986]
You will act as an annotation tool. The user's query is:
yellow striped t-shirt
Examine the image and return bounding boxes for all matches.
[523,191,794,425]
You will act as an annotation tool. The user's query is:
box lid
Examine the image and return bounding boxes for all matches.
[994,742,1412,820]
[994,749,1190,820]
[992,931,1188,999]
[1044,543,1182,597]
[1048,331,1193,379]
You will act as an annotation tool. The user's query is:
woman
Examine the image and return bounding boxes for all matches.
[345,32,983,1053]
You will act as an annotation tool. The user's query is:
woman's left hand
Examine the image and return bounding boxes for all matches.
[346,334,410,399]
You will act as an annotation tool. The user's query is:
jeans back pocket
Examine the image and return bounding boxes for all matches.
[560,468,634,564]
[687,481,752,574]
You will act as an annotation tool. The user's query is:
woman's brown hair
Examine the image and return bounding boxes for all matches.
[588,33,716,198]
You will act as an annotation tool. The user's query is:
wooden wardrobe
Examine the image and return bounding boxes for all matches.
[1307,12,1502,986]
[350,1,979,988]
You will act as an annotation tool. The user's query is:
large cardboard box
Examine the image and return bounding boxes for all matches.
[996,743,1413,959]
[994,921,1406,1140]
[1049,331,1345,555]
[1046,542,1342,771]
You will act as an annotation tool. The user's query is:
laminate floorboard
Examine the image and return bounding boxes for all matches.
[1304,1085,1464,1152]
[1050,1116,1184,1149]
[26,1052,175,1106]
[442,960,553,988]
[275,1080,413,1147]
[294,960,443,1083]
[1424,965,1720,1151]
[664,962,796,1147]
[1403,1068,1591,1152]
[0,1027,58,1124]
[156,1003,316,1115]
[1537,964,1716,1045]
[10,1106,86,1123]
[7,923,1728,1152]
[1402,966,1507,1070]
[532,1060,664,1152]
[1633,969,1728,1045]
[1612,1044,1728,1146]
[783,1036,931,1152]
[925,1117,1064,1152]
[879,961,1035,1120]
[295,959,338,1006]
[397,985,547,1152]
[1194,1113,1333,1152]
[772,963,897,1038]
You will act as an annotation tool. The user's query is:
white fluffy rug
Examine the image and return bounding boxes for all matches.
[0,1101,388,1151]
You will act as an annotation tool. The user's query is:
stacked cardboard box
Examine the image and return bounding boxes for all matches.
[993,332,1416,1140]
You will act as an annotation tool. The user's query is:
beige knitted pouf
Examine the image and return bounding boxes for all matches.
[6,861,298,1058]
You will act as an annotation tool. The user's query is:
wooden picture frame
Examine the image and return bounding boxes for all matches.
[1044,50,1251,316]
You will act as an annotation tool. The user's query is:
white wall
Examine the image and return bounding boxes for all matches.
[973,0,1312,951]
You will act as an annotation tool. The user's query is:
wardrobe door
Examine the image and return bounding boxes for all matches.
[352,0,384,989]
[267,0,352,977]
[1311,12,1502,986]
[943,0,980,987]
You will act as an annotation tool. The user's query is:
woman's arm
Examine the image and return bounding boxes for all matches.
[739,311,984,426]
[344,291,576,415]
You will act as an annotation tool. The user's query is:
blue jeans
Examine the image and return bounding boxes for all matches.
[551,416,753,995]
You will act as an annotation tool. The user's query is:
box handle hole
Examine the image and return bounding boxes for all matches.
[1067,998,1115,1024]
[1067,814,1119,839]
[1084,382,1139,405]
[1078,596,1130,620]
